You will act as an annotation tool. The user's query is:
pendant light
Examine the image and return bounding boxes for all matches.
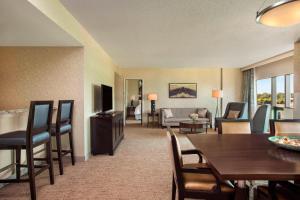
[256,0,300,27]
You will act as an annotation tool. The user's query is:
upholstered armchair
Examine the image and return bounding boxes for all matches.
[215,102,248,130]
[218,104,271,134]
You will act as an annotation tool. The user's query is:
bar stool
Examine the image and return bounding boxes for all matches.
[51,100,75,175]
[0,101,54,200]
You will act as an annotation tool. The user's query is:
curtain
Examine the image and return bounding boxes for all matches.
[242,69,254,119]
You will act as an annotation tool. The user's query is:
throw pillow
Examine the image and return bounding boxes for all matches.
[227,110,240,119]
[164,109,173,118]
[197,108,207,118]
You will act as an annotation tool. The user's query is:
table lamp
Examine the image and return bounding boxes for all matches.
[148,93,158,113]
[212,89,223,118]
[130,95,136,106]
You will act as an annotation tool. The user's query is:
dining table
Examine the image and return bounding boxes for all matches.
[187,134,300,200]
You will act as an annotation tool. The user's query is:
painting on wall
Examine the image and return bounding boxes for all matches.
[169,83,197,98]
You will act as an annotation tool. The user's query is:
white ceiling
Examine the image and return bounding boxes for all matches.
[61,0,300,68]
[0,0,80,46]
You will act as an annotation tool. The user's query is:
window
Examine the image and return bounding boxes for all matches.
[256,74,294,108]
[286,74,294,108]
[256,78,272,105]
[276,76,285,107]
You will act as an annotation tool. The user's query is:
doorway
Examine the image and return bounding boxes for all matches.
[125,79,143,125]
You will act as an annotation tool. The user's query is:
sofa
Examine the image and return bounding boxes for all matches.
[160,108,212,127]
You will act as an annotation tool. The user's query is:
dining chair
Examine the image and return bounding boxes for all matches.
[218,120,251,134]
[255,181,300,200]
[270,119,300,136]
[167,128,235,200]
[0,101,54,200]
[51,100,75,175]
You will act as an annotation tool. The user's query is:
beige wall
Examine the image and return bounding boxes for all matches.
[0,47,85,157]
[29,0,118,159]
[119,67,242,121]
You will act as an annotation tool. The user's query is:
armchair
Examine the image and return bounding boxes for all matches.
[218,104,271,134]
[215,102,247,130]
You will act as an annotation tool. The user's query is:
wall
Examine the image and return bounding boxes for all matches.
[119,67,242,122]
[0,47,84,157]
[28,0,118,159]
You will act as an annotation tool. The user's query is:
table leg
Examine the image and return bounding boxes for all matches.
[234,181,249,200]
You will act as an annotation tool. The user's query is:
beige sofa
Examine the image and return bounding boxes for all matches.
[160,108,212,128]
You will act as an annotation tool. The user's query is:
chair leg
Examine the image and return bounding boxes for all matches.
[68,131,75,165]
[26,147,36,200]
[172,175,176,200]
[16,147,21,181]
[55,133,64,175]
[46,141,54,184]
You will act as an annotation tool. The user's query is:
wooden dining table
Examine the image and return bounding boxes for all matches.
[187,134,300,200]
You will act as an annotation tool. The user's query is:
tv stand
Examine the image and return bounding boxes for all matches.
[90,111,124,155]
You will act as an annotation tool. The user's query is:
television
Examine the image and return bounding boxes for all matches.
[101,84,113,112]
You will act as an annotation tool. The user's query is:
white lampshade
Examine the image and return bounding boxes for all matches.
[148,93,158,101]
[256,0,300,27]
[212,89,223,98]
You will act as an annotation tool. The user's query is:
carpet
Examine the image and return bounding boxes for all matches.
[0,124,201,200]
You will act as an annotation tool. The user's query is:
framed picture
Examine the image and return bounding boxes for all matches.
[169,83,197,98]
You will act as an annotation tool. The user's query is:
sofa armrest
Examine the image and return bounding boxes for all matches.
[160,108,166,126]
[206,110,212,124]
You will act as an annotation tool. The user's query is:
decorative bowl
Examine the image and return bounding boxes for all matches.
[268,136,300,152]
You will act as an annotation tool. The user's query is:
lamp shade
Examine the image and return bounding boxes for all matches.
[148,93,158,101]
[212,89,223,98]
[256,0,300,27]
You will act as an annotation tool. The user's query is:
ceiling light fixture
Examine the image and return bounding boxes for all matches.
[256,0,300,27]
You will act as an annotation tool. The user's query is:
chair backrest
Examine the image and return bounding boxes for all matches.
[223,102,247,119]
[252,104,271,134]
[270,119,300,136]
[26,101,54,145]
[56,100,74,126]
[219,121,251,134]
[166,128,184,191]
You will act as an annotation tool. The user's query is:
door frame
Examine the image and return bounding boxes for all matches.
[124,78,144,125]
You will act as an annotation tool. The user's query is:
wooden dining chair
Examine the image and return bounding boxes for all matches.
[218,120,251,134]
[255,181,300,200]
[51,100,75,175]
[270,119,300,136]
[0,101,54,200]
[166,128,235,200]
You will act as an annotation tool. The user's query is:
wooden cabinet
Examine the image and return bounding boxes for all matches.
[90,111,124,156]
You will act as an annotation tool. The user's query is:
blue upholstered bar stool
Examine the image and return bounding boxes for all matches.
[0,101,54,200]
[51,100,75,175]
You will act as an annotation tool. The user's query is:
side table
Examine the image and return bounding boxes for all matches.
[147,112,159,128]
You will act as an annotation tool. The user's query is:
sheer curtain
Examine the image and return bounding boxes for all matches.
[242,69,255,119]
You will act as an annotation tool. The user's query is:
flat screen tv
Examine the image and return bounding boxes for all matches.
[101,84,113,112]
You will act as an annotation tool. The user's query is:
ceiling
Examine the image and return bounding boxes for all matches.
[0,0,80,46]
[61,0,300,68]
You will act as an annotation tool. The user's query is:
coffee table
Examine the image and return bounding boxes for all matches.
[179,120,208,134]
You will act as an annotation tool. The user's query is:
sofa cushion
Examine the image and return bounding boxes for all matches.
[163,109,174,118]
[197,108,207,118]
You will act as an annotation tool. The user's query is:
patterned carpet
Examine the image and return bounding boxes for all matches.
[0,124,201,200]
